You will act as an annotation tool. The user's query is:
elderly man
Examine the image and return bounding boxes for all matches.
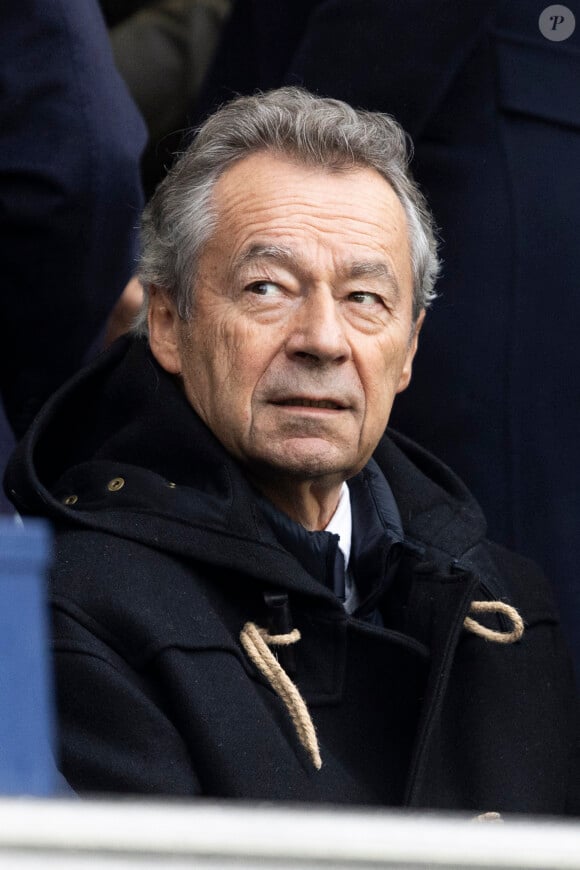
[6,88,579,813]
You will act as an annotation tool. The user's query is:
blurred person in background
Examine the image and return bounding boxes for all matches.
[0,0,146,510]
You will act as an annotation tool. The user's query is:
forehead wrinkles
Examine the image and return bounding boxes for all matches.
[218,170,401,219]
[215,184,408,259]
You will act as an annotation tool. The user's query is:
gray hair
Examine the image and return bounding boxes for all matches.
[135,87,439,333]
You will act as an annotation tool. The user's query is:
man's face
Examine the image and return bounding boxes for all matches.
[150,152,423,487]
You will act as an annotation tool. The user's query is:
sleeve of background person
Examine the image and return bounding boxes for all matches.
[0,0,147,438]
[110,0,231,146]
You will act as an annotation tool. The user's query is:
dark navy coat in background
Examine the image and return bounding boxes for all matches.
[0,0,146,440]
[196,0,580,674]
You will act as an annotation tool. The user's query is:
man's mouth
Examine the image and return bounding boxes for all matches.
[273,398,346,410]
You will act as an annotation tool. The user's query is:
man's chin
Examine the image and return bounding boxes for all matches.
[246,439,361,483]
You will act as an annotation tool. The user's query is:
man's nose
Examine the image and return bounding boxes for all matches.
[284,289,351,364]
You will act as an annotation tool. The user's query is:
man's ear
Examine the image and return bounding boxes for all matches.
[147,286,182,375]
[396,309,426,394]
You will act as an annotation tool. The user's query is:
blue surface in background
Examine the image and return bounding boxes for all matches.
[0,518,57,795]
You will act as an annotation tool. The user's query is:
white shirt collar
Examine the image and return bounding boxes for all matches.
[324,482,352,570]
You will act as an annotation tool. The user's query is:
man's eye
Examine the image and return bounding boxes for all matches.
[348,291,383,305]
[247,281,282,297]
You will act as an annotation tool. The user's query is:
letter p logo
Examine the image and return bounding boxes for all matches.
[539,5,576,40]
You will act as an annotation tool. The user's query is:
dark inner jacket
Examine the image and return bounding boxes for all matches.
[5,336,580,813]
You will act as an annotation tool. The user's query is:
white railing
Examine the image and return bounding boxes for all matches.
[0,799,578,869]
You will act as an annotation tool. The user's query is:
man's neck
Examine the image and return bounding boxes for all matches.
[250,475,344,531]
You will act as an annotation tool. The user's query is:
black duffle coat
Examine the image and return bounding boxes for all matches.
[5,337,580,814]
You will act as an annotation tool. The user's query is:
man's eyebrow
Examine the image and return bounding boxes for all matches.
[235,244,297,270]
[235,246,401,297]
